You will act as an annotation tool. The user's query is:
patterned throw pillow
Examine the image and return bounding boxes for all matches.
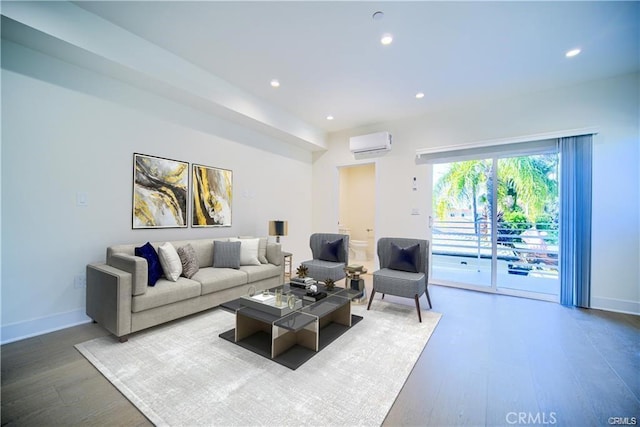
[388,242,420,273]
[213,240,241,269]
[177,244,200,279]
[134,242,163,286]
[319,238,343,262]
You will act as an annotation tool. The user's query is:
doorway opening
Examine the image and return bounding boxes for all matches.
[431,151,559,301]
[338,163,375,271]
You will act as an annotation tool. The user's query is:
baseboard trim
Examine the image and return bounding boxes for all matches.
[1,309,92,345]
[591,296,640,316]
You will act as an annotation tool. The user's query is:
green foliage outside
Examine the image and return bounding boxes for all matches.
[433,154,559,235]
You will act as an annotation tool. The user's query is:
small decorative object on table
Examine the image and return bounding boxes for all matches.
[323,278,335,291]
[287,294,297,310]
[296,264,309,278]
[303,286,327,302]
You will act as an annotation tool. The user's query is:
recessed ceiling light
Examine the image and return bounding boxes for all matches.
[372,11,384,21]
[380,33,393,45]
[270,79,280,88]
[565,48,581,58]
[415,92,425,99]
[326,115,334,121]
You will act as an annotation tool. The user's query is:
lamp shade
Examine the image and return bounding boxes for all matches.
[269,220,288,237]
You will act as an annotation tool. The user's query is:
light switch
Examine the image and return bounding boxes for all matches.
[76,192,88,207]
[411,208,420,215]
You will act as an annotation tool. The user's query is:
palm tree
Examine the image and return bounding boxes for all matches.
[434,154,558,228]
[434,160,490,234]
[497,155,558,221]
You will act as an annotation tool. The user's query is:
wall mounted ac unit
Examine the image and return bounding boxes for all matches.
[349,131,392,155]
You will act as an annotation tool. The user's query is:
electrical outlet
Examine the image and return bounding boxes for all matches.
[411,208,420,215]
[74,275,86,289]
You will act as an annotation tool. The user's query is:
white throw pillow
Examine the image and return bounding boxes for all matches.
[158,242,183,281]
[238,235,268,263]
[229,238,261,266]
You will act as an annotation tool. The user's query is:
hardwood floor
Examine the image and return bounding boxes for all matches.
[2,285,638,426]
[383,286,640,426]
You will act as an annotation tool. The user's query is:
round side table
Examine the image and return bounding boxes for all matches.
[345,264,367,304]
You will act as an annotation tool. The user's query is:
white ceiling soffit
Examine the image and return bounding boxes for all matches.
[71,1,639,133]
[1,1,327,152]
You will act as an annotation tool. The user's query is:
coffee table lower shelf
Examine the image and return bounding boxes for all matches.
[219,314,363,370]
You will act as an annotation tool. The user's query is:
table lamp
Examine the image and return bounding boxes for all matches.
[268,220,288,243]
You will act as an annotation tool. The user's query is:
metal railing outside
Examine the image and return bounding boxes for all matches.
[432,219,559,278]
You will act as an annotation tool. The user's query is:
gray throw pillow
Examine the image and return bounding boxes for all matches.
[177,243,199,279]
[388,242,420,273]
[213,240,241,269]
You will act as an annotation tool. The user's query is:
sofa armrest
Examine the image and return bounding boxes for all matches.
[86,263,132,338]
[109,253,147,296]
[266,243,283,266]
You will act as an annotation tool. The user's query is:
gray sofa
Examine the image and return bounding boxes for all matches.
[86,237,284,341]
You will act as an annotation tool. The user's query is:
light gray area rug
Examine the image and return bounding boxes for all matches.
[76,302,441,426]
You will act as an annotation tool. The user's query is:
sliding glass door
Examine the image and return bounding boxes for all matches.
[431,150,559,300]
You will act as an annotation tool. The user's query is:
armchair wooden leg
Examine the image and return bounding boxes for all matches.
[367,289,376,310]
[425,287,432,309]
[414,295,422,323]
[381,294,385,300]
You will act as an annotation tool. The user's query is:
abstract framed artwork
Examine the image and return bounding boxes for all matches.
[133,153,189,229]
[192,164,233,227]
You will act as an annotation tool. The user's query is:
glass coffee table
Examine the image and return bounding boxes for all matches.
[219,283,362,370]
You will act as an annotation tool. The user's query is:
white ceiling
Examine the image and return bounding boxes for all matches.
[57,1,640,133]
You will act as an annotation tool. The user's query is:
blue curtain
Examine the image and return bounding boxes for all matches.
[559,135,593,307]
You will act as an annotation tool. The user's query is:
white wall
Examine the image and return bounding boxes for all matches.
[313,72,640,315]
[1,41,313,342]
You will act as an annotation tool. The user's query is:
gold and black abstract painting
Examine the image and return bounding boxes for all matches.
[192,164,232,227]
[133,153,188,229]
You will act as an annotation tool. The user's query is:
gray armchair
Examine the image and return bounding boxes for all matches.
[367,237,431,322]
[301,233,349,283]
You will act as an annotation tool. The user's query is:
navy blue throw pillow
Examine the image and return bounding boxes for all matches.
[319,238,343,262]
[388,242,420,273]
[135,242,163,286]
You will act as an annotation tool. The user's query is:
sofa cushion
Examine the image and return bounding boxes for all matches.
[239,264,282,282]
[229,238,261,266]
[131,277,201,313]
[388,242,420,273]
[319,238,343,262]
[177,244,200,279]
[168,239,216,269]
[213,241,241,269]
[194,267,248,295]
[158,242,182,281]
[134,242,163,286]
